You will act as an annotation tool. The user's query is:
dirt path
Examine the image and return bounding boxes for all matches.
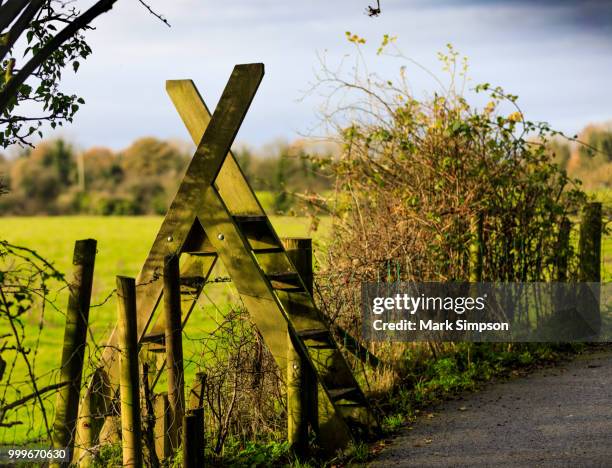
[370,350,612,467]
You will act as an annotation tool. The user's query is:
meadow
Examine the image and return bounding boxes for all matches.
[0,214,329,444]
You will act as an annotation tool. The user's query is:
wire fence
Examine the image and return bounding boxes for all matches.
[0,242,287,464]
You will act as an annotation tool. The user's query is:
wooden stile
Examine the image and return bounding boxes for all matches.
[79,64,379,456]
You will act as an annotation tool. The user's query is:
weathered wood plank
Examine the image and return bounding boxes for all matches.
[135,63,264,339]
[556,216,571,282]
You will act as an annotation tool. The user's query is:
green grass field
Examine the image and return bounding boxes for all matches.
[0,215,329,444]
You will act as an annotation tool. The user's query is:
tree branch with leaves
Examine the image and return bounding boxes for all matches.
[0,0,169,148]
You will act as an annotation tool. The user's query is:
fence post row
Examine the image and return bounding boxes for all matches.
[283,237,318,456]
[50,239,97,468]
[117,276,143,468]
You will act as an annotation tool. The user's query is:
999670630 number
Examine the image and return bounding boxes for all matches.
[0,447,70,463]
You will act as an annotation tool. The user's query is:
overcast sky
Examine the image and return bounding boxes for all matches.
[34,0,612,151]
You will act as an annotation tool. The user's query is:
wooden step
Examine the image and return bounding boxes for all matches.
[335,402,364,408]
[296,328,334,349]
[252,247,284,254]
[233,215,282,251]
[267,272,299,281]
[328,387,361,402]
[297,328,331,341]
[141,331,165,345]
[266,272,304,292]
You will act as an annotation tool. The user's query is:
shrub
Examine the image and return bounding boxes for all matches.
[310,39,587,339]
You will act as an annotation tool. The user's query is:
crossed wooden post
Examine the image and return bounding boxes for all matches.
[76,63,378,462]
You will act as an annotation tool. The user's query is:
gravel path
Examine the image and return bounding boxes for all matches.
[370,350,612,467]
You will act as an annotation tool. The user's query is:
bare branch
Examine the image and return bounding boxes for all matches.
[137,0,170,27]
[0,381,68,413]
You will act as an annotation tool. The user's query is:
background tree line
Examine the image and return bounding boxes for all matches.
[550,123,612,190]
[0,121,609,217]
[0,137,335,215]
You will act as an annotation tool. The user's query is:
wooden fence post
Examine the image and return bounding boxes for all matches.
[183,408,205,467]
[164,254,185,453]
[74,367,111,467]
[51,239,96,467]
[117,276,143,468]
[578,202,603,337]
[154,393,172,461]
[75,384,93,466]
[579,202,602,282]
[142,362,160,468]
[556,216,571,282]
[469,215,483,282]
[282,237,317,456]
[188,371,206,410]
